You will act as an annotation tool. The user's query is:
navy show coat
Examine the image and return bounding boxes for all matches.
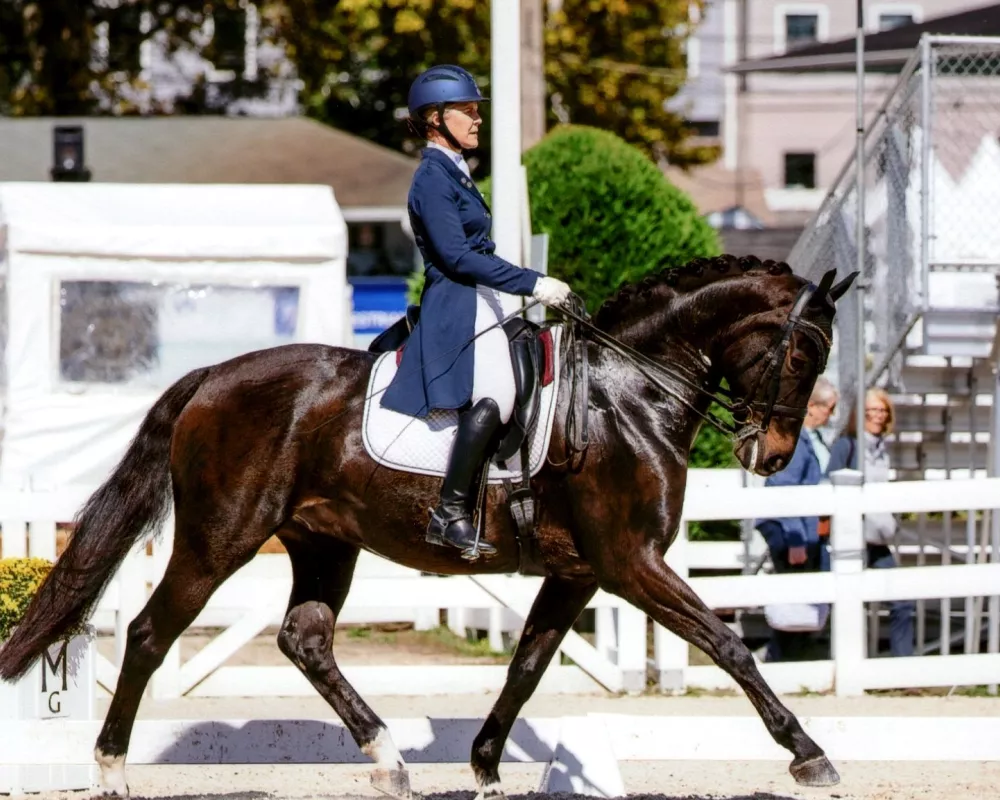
[380,147,542,418]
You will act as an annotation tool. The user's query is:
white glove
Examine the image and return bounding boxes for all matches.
[532,276,573,307]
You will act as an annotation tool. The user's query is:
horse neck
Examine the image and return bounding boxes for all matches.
[591,302,727,459]
[602,281,757,371]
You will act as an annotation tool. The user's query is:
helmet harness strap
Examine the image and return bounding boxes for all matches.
[429,102,466,153]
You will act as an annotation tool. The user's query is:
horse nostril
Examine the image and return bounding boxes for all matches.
[767,455,787,473]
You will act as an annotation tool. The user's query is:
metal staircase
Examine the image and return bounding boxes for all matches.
[784,35,1000,657]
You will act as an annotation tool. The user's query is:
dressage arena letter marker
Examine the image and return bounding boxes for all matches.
[40,641,70,718]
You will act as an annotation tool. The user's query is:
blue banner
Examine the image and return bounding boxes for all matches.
[349,277,409,338]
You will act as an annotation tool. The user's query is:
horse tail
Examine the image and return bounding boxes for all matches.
[0,367,210,681]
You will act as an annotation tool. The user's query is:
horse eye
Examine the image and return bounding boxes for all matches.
[788,351,809,373]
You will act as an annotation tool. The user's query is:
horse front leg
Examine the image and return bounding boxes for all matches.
[471,575,597,800]
[612,550,839,788]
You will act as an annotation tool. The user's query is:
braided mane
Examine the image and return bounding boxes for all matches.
[593,254,794,329]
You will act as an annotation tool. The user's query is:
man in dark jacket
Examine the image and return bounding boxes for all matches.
[755,377,838,661]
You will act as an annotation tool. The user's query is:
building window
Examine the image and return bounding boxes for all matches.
[784,152,816,189]
[209,6,247,74]
[689,120,720,138]
[879,13,915,31]
[785,14,819,49]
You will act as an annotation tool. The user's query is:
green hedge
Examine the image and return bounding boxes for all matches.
[406,125,736,538]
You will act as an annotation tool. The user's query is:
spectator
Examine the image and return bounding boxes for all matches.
[755,376,838,662]
[827,387,915,657]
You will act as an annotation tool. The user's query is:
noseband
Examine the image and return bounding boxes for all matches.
[557,281,831,444]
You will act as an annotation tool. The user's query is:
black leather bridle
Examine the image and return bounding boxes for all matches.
[721,282,832,438]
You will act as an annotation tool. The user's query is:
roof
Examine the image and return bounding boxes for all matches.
[731,3,1000,74]
[0,182,345,260]
[0,117,417,208]
[663,162,777,227]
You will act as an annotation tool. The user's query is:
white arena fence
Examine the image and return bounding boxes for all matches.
[1,469,999,699]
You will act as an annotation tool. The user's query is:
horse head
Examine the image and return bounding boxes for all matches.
[591,255,856,476]
[713,265,856,475]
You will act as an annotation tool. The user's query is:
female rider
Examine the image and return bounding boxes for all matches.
[380,65,573,558]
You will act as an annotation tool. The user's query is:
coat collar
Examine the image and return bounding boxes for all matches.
[422,147,491,212]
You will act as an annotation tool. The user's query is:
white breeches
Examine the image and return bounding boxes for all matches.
[471,286,516,424]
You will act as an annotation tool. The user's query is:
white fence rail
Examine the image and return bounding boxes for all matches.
[2,470,999,698]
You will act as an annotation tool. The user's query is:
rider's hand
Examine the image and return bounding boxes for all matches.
[532,276,573,308]
[787,546,808,566]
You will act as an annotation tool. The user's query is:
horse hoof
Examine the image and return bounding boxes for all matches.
[371,767,414,800]
[790,754,840,787]
[474,786,507,800]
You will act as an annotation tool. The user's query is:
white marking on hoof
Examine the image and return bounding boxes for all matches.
[361,727,406,771]
[94,749,128,796]
[475,772,506,800]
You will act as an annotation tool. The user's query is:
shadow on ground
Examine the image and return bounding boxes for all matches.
[131,792,802,800]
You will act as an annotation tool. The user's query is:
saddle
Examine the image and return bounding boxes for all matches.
[368,305,553,463]
[368,305,554,573]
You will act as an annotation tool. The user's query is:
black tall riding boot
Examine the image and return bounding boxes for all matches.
[426,398,501,557]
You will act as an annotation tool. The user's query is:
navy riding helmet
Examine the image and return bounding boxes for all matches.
[407,65,488,119]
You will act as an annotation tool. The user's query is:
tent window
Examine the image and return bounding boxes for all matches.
[58,280,300,388]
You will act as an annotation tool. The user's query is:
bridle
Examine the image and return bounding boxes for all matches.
[721,282,832,438]
[554,281,832,450]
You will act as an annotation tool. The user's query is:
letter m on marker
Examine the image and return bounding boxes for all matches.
[41,641,69,692]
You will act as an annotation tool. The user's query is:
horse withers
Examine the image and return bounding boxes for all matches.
[0,255,855,799]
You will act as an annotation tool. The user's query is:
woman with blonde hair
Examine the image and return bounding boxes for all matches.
[827,387,914,656]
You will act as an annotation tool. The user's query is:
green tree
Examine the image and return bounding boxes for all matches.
[3,1,716,170]
[0,1,263,116]
[270,0,716,172]
[546,0,718,167]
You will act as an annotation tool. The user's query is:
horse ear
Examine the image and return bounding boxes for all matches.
[815,269,836,298]
[828,271,859,302]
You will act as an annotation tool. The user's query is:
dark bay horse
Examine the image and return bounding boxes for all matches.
[0,255,854,799]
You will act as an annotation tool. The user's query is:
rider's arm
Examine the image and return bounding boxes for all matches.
[410,169,541,295]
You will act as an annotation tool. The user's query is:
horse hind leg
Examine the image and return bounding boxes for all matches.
[94,519,272,795]
[276,534,411,799]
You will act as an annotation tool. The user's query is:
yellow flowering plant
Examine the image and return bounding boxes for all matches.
[0,557,53,642]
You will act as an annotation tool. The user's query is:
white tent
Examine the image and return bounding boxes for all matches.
[0,182,349,489]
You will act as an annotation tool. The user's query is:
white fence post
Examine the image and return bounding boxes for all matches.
[27,520,57,562]
[1,519,28,558]
[616,603,648,693]
[654,517,689,692]
[594,606,618,662]
[830,469,865,697]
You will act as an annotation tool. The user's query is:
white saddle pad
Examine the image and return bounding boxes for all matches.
[362,327,563,482]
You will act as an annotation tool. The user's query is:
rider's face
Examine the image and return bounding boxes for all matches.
[432,102,482,151]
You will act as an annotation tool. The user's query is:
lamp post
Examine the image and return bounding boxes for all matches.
[50,125,92,183]
[491,0,524,315]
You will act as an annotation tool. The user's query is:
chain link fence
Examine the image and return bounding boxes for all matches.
[788,36,1000,662]
[788,35,1000,409]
